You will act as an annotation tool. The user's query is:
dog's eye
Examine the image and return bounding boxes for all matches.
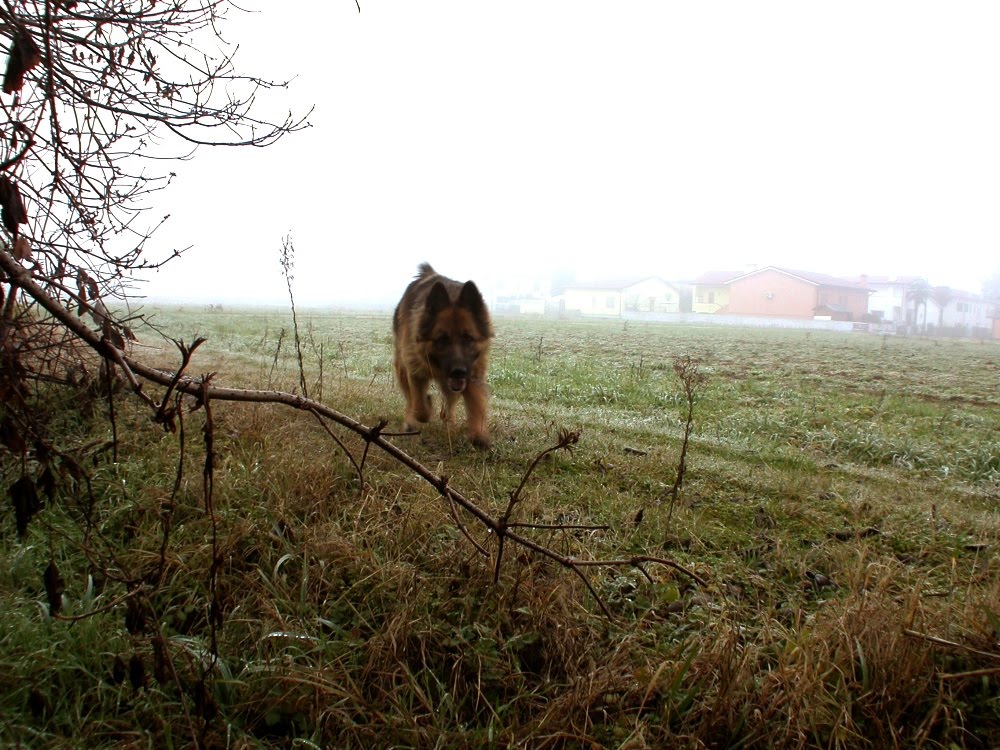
[434,334,450,347]
[461,333,474,345]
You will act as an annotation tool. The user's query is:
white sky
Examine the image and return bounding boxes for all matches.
[141,1,1000,307]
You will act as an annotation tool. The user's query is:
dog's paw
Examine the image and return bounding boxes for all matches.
[470,434,492,451]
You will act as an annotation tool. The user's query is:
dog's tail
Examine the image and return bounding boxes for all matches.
[416,262,435,278]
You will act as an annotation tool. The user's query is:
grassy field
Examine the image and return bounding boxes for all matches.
[3,305,1000,749]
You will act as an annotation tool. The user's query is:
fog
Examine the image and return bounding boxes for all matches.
[139,1,1000,308]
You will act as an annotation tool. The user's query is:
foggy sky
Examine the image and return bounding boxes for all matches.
[140,1,1000,307]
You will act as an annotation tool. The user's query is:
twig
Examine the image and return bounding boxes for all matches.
[494,429,580,584]
[53,585,143,622]
[268,327,285,388]
[445,489,490,558]
[103,356,118,463]
[507,522,610,531]
[941,667,1000,681]
[153,337,206,431]
[155,390,185,587]
[309,407,363,488]
[279,234,308,398]
[903,629,1000,663]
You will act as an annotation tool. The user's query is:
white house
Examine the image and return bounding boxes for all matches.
[490,271,551,315]
[926,289,990,334]
[561,276,682,316]
[853,275,925,327]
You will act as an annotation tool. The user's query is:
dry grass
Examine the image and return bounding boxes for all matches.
[2,308,999,749]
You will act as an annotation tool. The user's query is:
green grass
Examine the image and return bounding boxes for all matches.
[3,307,1000,749]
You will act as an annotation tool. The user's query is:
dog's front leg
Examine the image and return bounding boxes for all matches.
[402,373,432,432]
[462,381,490,449]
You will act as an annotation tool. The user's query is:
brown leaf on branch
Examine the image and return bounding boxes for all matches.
[10,475,42,538]
[44,561,65,617]
[2,27,42,95]
[13,236,31,260]
[0,176,28,237]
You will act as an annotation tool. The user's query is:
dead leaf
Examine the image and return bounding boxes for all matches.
[10,475,42,538]
[129,653,147,690]
[44,561,65,617]
[13,235,31,260]
[0,176,28,237]
[2,27,42,95]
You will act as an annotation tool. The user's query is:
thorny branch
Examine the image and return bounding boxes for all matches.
[2,248,707,619]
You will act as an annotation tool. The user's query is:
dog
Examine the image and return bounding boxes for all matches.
[393,263,494,448]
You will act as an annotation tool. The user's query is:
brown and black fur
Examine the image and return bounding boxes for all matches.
[393,263,494,448]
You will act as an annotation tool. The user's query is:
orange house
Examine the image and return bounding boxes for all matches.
[726,267,871,321]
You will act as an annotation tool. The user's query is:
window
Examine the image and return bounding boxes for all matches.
[606,295,616,309]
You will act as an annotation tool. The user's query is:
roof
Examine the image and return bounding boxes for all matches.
[692,270,741,285]
[563,275,678,291]
[940,289,983,303]
[848,274,926,287]
[731,266,871,292]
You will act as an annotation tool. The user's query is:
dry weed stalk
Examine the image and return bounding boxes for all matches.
[666,355,705,521]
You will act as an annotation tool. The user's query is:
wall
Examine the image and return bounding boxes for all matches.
[727,270,817,317]
[692,284,730,313]
[815,286,870,320]
[563,288,621,316]
[623,311,858,331]
[623,278,679,313]
[867,283,907,325]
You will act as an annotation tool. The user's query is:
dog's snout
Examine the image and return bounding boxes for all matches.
[449,366,468,380]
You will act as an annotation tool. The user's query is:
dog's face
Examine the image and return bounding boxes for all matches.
[418,280,491,393]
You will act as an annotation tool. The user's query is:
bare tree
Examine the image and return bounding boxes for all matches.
[984,268,1000,322]
[0,1,309,336]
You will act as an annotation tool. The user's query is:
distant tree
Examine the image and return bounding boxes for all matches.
[930,286,954,330]
[984,268,1000,320]
[906,279,931,332]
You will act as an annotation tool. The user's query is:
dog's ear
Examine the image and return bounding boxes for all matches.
[458,281,493,338]
[418,282,452,340]
[426,282,451,316]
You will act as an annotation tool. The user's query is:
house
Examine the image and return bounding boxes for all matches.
[561,276,682,316]
[692,270,740,313]
[851,275,926,328]
[491,272,550,315]
[925,289,990,335]
[725,266,871,321]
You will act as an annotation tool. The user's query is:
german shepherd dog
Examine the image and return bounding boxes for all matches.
[393,263,494,448]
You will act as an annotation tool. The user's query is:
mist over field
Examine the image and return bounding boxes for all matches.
[140,1,1000,309]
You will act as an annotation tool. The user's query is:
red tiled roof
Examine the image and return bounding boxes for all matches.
[732,266,871,291]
